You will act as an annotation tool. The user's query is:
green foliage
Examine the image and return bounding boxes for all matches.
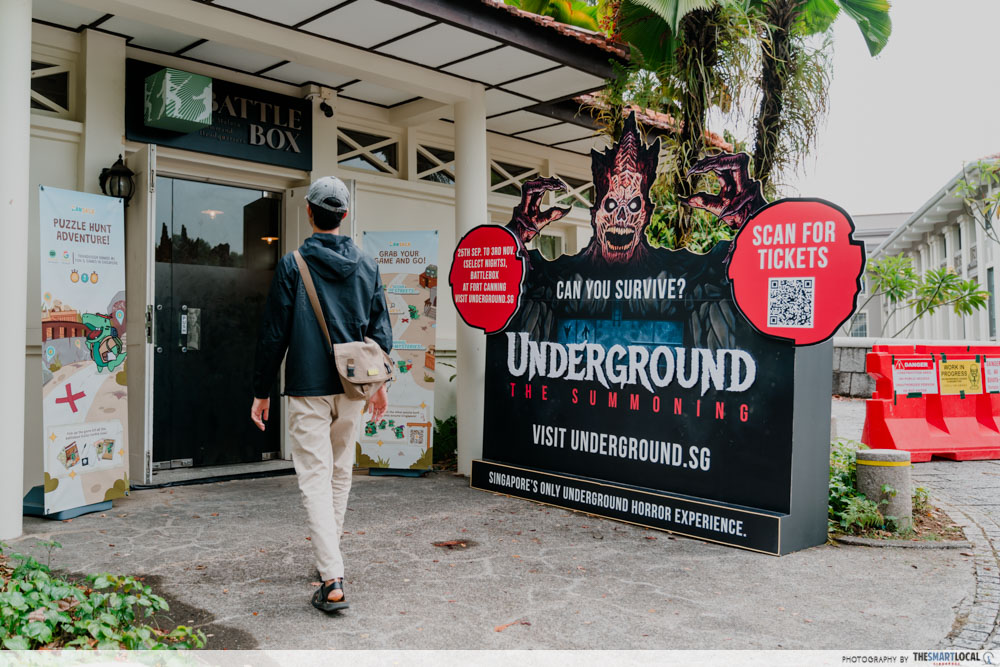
[889,266,989,337]
[955,159,1000,246]
[0,545,205,650]
[504,0,600,30]
[913,486,930,515]
[838,494,884,532]
[847,254,990,337]
[433,416,458,470]
[829,440,884,533]
[828,441,928,536]
[645,175,735,252]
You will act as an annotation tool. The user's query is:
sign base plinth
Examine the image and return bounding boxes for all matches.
[368,468,428,477]
[22,485,112,520]
[471,459,805,555]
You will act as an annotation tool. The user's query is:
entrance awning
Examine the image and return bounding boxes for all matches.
[34,0,629,155]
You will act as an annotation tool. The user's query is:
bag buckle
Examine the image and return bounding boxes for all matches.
[347,358,355,378]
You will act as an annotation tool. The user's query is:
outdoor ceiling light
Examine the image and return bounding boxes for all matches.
[98,155,135,207]
[261,216,280,245]
[201,209,224,220]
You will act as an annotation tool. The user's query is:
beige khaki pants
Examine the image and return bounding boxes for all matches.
[287,394,367,581]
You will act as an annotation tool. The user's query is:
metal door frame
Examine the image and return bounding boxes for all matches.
[150,172,288,469]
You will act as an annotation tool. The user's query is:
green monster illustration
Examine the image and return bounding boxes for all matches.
[393,426,405,439]
[82,313,126,373]
[365,421,377,437]
[408,304,420,320]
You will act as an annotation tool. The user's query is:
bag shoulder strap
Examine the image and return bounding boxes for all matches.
[293,250,332,351]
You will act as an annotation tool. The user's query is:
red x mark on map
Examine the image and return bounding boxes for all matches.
[56,383,86,413]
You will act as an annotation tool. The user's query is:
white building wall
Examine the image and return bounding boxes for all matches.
[23,22,602,480]
[874,173,1000,344]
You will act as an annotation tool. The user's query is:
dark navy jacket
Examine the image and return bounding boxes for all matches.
[252,233,392,398]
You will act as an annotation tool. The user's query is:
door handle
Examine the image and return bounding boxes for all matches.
[179,305,201,351]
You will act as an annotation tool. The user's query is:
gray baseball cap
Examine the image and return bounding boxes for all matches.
[305,176,350,214]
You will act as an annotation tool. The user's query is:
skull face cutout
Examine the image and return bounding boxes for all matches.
[585,111,659,266]
[595,171,647,261]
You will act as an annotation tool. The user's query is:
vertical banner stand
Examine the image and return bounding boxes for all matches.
[358,230,439,477]
[29,186,130,519]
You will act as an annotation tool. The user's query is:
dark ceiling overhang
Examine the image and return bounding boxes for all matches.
[378,0,627,81]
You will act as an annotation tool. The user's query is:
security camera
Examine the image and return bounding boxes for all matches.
[319,100,334,118]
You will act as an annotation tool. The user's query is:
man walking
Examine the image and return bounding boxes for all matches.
[250,176,392,612]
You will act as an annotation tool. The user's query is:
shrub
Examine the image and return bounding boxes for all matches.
[433,416,457,469]
[0,544,205,650]
[828,440,929,536]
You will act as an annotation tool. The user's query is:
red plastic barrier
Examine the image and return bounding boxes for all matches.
[861,344,1000,462]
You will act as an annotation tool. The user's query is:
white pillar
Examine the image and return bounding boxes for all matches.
[78,29,126,195]
[1,0,31,540]
[454,87,487,476]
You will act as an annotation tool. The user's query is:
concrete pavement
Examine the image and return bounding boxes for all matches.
[9,408,973,650]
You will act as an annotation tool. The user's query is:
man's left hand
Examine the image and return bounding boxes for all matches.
[369,385,388,422]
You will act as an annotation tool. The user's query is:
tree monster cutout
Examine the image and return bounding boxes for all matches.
[681,152,767,230]
[582,115,659,266]
[505,112,660,268]
[505,115,767,254]
[82,313,126,373]
[498,111,740,347]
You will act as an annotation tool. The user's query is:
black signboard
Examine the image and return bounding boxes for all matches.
[125,59,312,171]
[455,113,843,555]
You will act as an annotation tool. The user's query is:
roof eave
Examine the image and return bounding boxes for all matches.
[377,0,627,81]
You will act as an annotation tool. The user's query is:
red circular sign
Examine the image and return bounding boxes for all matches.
[449,225,526,334]
[728,199,865,346]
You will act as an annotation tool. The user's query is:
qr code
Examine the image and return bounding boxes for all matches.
[767,277,814,328]
[409,429,425,446]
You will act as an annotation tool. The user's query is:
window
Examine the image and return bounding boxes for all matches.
[957,225,963,250]
[940,235,948,262]
[337,128,399,175]
[490,160,540,197]
[554,174,595,209]
[989,267,996,340]
[30,59,72,116]
[849,311,868,338]
[416,145,455,185]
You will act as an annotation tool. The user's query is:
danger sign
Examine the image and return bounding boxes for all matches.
[985,358,1000,393]
[891,358,938,395]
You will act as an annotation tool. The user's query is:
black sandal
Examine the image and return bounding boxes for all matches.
[311,579,349,612]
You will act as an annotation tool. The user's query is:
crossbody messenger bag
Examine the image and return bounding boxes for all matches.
[293,250,394,402]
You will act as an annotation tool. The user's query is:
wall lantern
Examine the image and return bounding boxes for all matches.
[99,155,136,207]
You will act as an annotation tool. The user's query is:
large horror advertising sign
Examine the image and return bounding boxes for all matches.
[454,113,864,555]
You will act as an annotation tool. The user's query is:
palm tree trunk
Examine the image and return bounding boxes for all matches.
[670,7,720,241]
[751,0,805,190]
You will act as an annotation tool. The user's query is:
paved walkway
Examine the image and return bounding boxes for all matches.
[834,397,1000,650]
[9,419,971,650]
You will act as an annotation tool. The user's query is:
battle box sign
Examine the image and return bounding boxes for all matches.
[454,113,861,555]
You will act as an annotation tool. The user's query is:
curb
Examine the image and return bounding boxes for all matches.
[832,534,972,549]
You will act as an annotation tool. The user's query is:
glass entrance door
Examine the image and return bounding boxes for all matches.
[153,177,282,468]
